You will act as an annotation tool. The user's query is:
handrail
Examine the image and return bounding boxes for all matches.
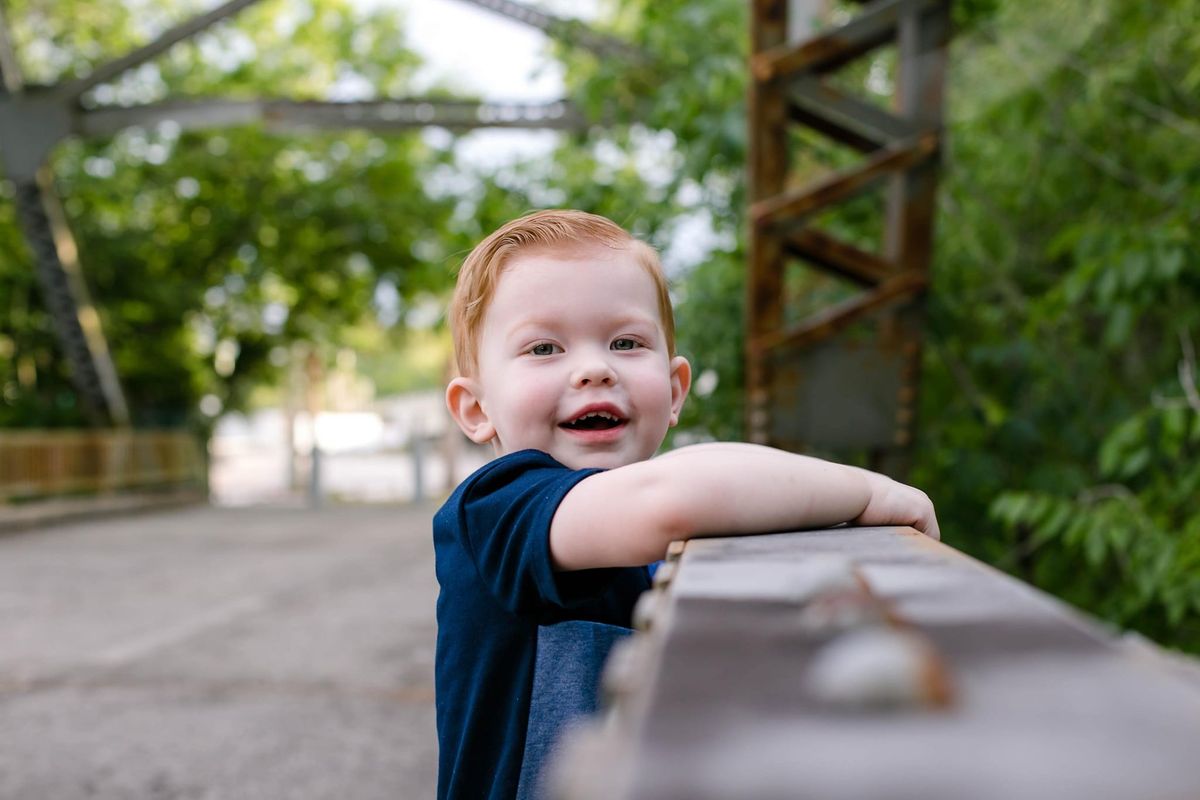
[0,429,205,502]
[550,527,1200,799]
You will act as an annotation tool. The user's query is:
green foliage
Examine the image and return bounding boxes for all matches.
[4,0,1200,653]
[0,0,456,429]
[914,0,1200,650]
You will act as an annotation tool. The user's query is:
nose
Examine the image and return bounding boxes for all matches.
[570,351,618,388]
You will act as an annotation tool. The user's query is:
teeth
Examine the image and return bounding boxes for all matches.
[579,411,618,421]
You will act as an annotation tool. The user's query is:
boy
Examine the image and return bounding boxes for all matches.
[435,210,937,799]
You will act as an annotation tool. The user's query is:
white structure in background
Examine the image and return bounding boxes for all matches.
[209,391,487,507]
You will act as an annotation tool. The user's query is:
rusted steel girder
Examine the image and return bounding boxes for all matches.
[745,0,951,475]
[746,0,791,447]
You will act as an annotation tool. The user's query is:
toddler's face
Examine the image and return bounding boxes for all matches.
[451,244,689,470]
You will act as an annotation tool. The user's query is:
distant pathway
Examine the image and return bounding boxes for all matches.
[0,503,440,799]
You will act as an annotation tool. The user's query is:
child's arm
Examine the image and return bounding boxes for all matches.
[548,443,938,571]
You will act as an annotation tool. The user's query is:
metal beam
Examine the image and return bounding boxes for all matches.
[884,1,950,268]
[751,0,941,81]
[751,269,927,354]
[261,98,587,133]
[789,106,879,153]
[750,133,938,230]
[76,96,588,137]
[747,0,950,460]
[0,90,72,181]
[745,0,792,443]
[11,169,130,425]
[789,76,919,149]
[450,0,643,61]
[784,227,895,286]
[76,97,264,138]
[59,0,266,100]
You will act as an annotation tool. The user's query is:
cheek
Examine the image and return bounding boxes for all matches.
[526,382,561,414]
[500,370,560,419]
[629,363,675,411]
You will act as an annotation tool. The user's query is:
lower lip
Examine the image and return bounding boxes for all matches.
[559,422,628,444]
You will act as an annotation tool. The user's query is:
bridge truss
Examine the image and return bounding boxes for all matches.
[746,0,951,475]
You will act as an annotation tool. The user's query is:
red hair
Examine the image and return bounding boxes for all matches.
[449,209,675,376]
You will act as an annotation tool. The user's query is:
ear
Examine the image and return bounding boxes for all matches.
[446,377,496,444]
[667,355,691,427]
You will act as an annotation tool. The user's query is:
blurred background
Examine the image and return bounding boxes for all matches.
[1,0,1198,795]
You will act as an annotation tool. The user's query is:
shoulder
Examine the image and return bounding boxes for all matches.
[434,450,599,537]
[437,450,568,515]
[463,449,571,492]
[433,450,619,615]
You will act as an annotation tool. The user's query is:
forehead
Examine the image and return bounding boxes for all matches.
[487,244,662,325]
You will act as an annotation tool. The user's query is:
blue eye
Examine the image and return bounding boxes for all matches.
[611,338,640,351]
[530,343,558,356]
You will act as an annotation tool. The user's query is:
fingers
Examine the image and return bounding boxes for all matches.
[855,474,939,541]
[925,517,941,541]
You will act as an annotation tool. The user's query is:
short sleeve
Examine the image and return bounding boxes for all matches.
[452,450,622,615]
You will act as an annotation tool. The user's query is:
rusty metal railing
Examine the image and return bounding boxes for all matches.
[0,429,206,502]
[747,0,951,477]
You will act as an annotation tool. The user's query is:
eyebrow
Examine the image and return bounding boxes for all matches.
[506,312,660,339]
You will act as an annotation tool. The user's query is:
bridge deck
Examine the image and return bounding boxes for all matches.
[0,503,438,799]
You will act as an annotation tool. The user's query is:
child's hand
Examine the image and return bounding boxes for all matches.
[852,469,940,540]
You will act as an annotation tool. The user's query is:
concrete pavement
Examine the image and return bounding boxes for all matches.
[0,503,441,799]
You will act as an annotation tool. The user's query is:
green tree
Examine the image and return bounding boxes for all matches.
[922,0,1200,649]
[0,0,457,429]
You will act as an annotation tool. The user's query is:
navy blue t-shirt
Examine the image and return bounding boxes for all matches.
[433,449,651,799]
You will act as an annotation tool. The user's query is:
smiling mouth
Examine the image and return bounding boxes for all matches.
[559,411,626,431]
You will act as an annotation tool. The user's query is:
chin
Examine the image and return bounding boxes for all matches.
[558,450,645,472]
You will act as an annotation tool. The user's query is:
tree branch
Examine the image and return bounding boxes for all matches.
[1178,328,1200,413]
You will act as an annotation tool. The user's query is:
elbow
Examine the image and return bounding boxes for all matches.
[634,474,697,561]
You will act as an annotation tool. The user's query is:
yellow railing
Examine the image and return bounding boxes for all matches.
[0,429,206,502]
